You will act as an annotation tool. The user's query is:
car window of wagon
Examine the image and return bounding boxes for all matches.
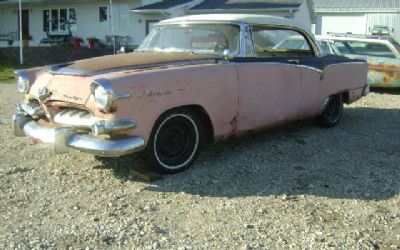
[137,23,241,56]
[332,40,397,59]
[250,26,314,57]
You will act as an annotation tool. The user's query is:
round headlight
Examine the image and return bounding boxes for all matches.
[17,76,29,93]
[94,85,112,110]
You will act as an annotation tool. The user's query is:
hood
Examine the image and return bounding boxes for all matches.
[49,51,218,76]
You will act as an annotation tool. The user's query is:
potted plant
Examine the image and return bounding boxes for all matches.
[86,36,98,49]
[73,37,84,48]
[22,34,32,47]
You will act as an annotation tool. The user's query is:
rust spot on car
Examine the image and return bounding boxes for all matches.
[368,63,400,85]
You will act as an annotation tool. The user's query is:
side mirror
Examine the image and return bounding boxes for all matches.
[223,49,235,61]
[117,46,126,54]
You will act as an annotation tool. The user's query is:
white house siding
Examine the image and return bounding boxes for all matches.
[0,0,157,47]
[0,7,18,37]
[317,14,368,35]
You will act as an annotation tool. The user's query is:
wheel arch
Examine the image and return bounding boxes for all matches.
[153,104,215,145]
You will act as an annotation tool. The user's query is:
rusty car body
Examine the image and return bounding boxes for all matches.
[12,14,369,174]
[317,34,400,88]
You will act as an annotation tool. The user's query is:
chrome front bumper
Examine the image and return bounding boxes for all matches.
[12,113,145,157]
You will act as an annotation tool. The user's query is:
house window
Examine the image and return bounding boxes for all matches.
[99,5,129,31]
[99,6,108,22]
[43,8,77,33]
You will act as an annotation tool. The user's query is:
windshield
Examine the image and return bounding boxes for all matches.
[137,23,241,56]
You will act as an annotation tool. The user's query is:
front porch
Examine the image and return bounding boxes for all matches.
[0,0,164,49]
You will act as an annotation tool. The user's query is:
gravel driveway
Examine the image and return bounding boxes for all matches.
[0,83,399,249]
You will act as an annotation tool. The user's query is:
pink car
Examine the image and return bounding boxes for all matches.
[13,14,369,174]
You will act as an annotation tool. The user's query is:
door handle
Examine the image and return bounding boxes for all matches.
[287,59,299,64]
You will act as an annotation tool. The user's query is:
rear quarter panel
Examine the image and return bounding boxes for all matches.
[320,62,368,102]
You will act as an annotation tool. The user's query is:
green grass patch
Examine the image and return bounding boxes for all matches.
[0,59,24,83]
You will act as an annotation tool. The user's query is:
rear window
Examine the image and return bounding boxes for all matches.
[332,40,396,59]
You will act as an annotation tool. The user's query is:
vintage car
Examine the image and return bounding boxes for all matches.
[12,14,369,174]
[317,34,400,88]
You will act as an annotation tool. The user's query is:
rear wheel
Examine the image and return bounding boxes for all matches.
[145,109,203,174]
[315,94,343,128]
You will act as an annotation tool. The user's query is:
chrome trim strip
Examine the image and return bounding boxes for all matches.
[12,113,145,157]
[227,61,365,74]
[48,59,217,76]
[298,65,323,73]
[113,93,131,100]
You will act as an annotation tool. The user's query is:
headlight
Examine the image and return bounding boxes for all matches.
[93,85,112,111]
[91,78,130,113]
[15,70,30,93]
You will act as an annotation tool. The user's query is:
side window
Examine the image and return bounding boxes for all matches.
[333,40,396,59]
[251,26,313,57]
[244,26,255,56]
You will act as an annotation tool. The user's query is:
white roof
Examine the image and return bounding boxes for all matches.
[160,14,309,32]
[316,35,391,44]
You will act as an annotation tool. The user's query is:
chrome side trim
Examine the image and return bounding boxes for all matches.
[227,61,365,74]
[324,62,367,71]
[298,65,323,73]
[12,113,145,157]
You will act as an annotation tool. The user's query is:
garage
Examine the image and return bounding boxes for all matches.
[314,0,400,41]
[319,14,367,35]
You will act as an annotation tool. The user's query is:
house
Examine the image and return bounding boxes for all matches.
[0,0,315,48]
[134,0,316,33]
[314,0,400,41]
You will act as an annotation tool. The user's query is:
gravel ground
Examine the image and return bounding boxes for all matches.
[0,83,399,250]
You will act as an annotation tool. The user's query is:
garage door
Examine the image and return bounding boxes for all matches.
[320,15,367,35]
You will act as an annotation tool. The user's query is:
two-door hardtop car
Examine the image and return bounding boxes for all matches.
[12,14,369,174]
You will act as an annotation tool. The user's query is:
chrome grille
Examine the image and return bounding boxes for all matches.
[53,108,95,128]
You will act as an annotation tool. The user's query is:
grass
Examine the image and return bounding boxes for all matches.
[0,59,24,83]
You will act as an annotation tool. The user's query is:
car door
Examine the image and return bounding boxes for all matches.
[235,26,318,133]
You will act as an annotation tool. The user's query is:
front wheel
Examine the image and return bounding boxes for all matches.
[144,109,203,174]
[315,94,343,128]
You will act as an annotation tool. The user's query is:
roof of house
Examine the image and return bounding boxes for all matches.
[133,0,193,11]
[314,0,400,13]
[190,0,302,11]
[159,13,309,30]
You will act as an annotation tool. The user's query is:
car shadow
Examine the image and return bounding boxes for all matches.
[95,107,400,201]
[371,87,400,95]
